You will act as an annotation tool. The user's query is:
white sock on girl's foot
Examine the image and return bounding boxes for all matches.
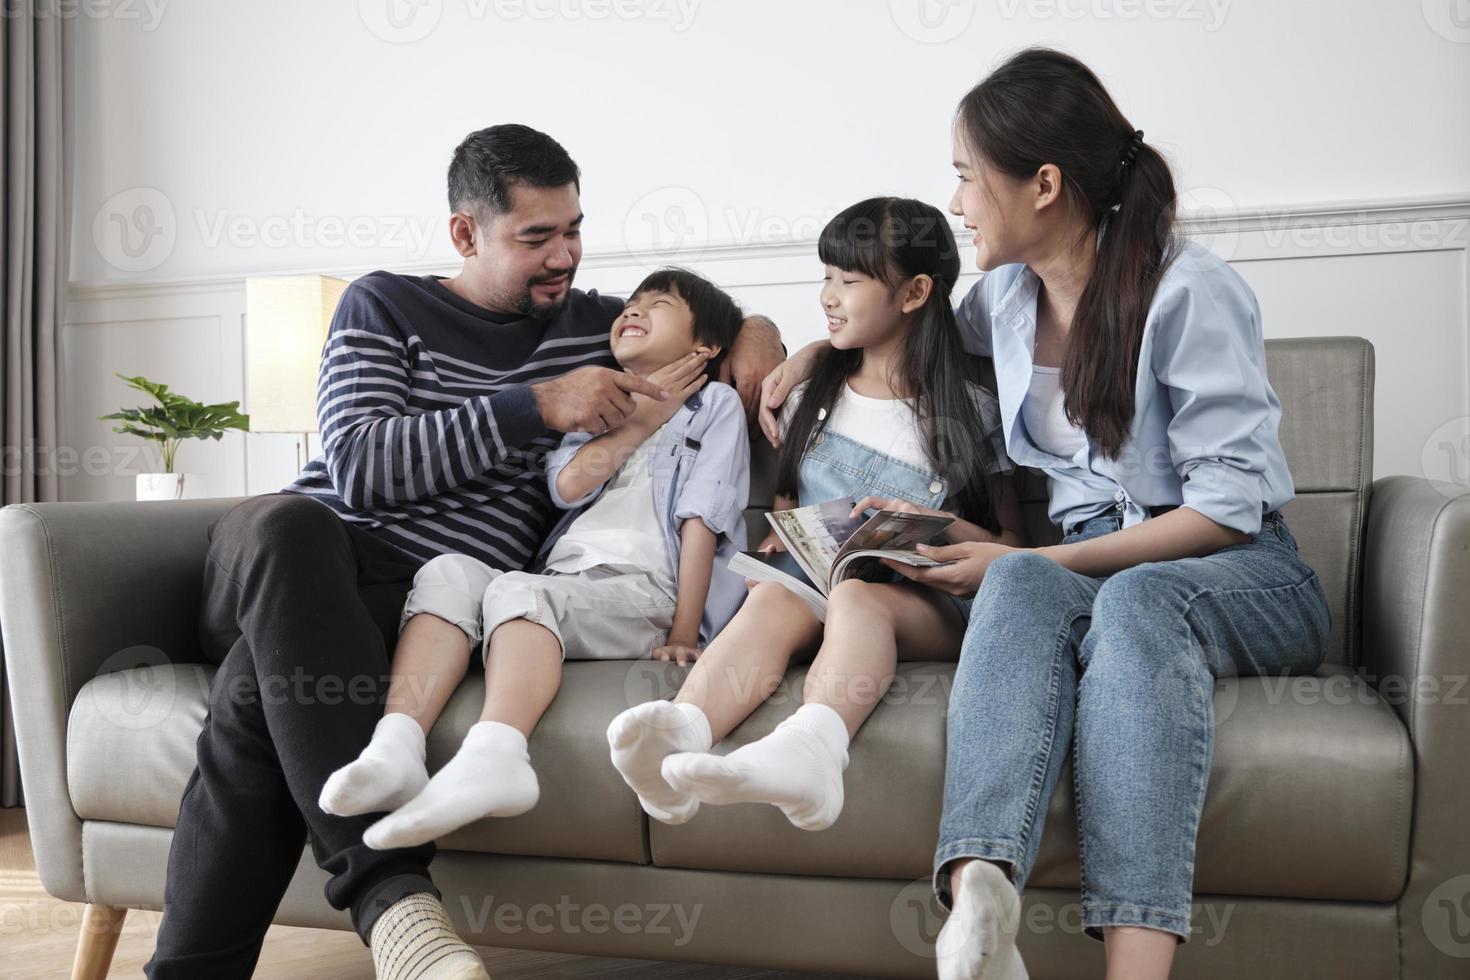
[369,891,489,980]
[362,721,538,850]
[607,700,712,824]
[660,701,850,830]
[936,859,1029,980]
[319,713,429,817]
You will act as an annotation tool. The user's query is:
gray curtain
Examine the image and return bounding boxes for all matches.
[1,3,71,807]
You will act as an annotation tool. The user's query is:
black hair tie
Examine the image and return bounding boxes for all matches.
[1120,129,1145,169]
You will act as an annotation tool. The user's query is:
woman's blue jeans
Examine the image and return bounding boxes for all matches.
[933,510,1331,941]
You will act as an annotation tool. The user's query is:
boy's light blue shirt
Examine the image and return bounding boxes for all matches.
[956,240,1293,537]
[537,380,751,646]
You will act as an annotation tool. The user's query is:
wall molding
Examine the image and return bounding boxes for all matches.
[66,194,1470,304]
[58,193,1470,501]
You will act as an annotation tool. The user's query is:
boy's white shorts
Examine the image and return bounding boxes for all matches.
[400,552,677,662]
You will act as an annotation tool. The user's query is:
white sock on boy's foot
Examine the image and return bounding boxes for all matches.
[607,700,712,824]
[936,859,1028,980]
[661,702,850,831]
[319,713,429,818]
[363,721,538,850]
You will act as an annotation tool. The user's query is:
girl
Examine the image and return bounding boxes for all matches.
[761,49,1331,980]
[607,197,1024,834]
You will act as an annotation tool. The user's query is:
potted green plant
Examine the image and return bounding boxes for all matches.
[101,374,251,500]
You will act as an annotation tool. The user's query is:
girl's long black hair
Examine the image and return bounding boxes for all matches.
[775,196,1001,533]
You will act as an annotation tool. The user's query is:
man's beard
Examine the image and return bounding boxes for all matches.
[517,269,576,320]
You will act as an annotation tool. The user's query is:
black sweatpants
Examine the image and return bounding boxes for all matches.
[146,494,439,978]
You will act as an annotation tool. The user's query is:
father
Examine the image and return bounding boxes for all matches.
[144,124,784,980]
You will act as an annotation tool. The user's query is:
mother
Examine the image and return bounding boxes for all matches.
[759,49,1331,980]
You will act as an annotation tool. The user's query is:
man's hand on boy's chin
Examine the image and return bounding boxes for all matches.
[532,366,666,435]
[723,315,784,420]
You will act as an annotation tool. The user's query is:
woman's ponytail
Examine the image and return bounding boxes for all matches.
[1066,134,1177,454]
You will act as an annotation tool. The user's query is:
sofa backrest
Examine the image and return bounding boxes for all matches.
[743,336,1374,667]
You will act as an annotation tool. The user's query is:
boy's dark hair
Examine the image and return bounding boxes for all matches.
[447,124,580,220]
[630,268,744,382]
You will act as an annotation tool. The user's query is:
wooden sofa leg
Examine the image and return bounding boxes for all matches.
[71,904,126,980]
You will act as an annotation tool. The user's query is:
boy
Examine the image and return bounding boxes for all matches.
[319,268,752,848]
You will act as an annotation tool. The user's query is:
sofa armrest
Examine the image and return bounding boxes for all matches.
[0,497,244,901]
[1360,475,1470,978]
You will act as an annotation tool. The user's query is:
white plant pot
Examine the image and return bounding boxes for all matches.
[136,472,206,501]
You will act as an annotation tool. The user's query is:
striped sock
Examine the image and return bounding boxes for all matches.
[369,892,490,980]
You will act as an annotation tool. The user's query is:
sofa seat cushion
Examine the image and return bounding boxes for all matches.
[647,662,1412,903]
[67,658,1411,902]
[66,661,657,865]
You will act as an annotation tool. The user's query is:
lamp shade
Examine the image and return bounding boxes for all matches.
[245,275,348,433]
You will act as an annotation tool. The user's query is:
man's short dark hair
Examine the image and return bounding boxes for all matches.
[448,124,580,219]
[631,268,744,382]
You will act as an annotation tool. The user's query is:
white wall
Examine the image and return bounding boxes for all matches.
[72,0,1470,282]
[62,0,1470,501]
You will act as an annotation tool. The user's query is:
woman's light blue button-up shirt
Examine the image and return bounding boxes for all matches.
[955,240,1294,537]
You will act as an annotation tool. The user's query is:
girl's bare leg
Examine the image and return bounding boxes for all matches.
[804,579,965,737]
[662,580,959,830]
[676,582,824,740]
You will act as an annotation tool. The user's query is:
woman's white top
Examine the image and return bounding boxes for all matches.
[1020,365,1088,461]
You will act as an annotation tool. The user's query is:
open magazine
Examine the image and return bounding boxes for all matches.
[727,498,956,622]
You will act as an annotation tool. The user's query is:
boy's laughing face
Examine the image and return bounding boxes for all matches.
[609,288,714,375]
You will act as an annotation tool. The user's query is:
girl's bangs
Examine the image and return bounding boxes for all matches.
[817,204,895,283]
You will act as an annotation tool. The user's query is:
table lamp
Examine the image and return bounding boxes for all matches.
[245,274,349,471]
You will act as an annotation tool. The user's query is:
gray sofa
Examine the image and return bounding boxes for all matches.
[3,336,1468,979]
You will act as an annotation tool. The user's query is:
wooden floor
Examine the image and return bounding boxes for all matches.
[0,809,870,979]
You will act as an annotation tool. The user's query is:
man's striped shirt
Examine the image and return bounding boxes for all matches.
[281,270,620,570]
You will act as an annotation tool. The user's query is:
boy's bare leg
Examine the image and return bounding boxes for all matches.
[608,582,821,823]
[383,612,474,731]
[479,617,563,737]
[664,580,961,830]
[362,618,560,849]
[318,613,471,817]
